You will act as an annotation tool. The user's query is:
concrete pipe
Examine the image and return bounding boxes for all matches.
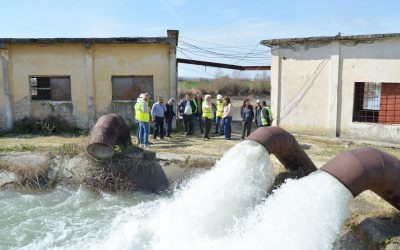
[321,147,400,210]
[86,114,131,159]
[248,127,317,177]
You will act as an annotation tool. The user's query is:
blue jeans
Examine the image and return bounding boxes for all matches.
[223,116,232,139]
[138,121,149,145]
[215,116,222,133]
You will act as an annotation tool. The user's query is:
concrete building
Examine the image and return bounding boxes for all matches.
[0,30,178,129]
[262,33,400,143]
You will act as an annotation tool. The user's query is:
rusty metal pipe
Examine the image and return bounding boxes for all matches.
[86,114,131,159]
[247,127,317,177]
[320,147,400,210]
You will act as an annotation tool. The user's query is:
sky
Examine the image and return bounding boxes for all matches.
[1,0,399,78]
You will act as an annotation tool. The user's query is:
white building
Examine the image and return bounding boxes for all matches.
[262,33,400,143]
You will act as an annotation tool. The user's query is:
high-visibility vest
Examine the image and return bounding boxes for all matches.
[216,101,224,117]
[193,99,199,113]
[134,98,150,122]
[202,101,213,119]
[261,107,269,126]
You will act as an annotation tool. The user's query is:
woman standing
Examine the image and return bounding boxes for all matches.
[202,95,213,140]
[240,98,254,140]
[222,96,233,140]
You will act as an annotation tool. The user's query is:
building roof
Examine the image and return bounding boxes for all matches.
[0,30,180,47]
[261,33,400,47]
[0,37,172,45]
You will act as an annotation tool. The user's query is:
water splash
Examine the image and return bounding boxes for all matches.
[0,140,353,250]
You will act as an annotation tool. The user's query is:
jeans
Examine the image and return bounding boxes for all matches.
[203,117,212,139]
[165,117,173,136]
[214,116,222,133]
[223,116,232,139]
[138,121,149,145]
[153,116,164,139]
[242,120,252,139]
[183,114,193,135]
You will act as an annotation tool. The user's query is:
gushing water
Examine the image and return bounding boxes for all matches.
[0,140,353,250]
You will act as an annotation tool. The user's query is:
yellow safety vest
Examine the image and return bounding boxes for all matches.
[216,100,224,117]
[202,101,213,119]
[261,107,268,126]
[134,98,150,122]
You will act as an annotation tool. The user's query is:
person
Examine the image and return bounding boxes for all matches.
[240,98,254,140]
[164,98,176,138]
[193,93,204,134]
[135,93,150,147]
[202,95,213,140]
[260,100,273,127]
[254,99,262,128]
[134,93,144,142]
[214,94,224,135]
[178,94,196,136]
[222,96,233,140]
[151,96,166,140]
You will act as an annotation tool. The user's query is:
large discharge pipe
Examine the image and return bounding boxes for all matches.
[321,147,400,211]
[248,127,317,177]
[87,114,131,159]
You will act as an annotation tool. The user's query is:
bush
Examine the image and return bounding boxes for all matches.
[11,116,84,135]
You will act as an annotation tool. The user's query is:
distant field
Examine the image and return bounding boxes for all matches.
[178,81,201,90]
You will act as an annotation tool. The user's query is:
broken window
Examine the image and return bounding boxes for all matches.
[353,82,400,124]
[112,76,154,101]
[30,76,71,101]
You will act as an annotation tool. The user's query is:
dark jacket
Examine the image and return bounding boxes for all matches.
[178,99,196,115]
[241,105,255,122]
[165,103,176,120]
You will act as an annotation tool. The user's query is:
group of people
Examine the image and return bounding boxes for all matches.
[134,93,176,148]
[240,98,273,140]
[178,94,233,140]
[177,93,273,141]
[134,92,273,147]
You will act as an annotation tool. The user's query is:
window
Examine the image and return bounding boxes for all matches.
[353,82,400,124]
[112,76,154,101]
[30,76,71,101]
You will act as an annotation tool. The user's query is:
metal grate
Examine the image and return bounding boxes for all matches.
[353,82,381,123]
[30,76,71,101]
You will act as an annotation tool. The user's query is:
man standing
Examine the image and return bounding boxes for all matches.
[151,96,166,140]
[193,93,204,134]
[254,99,262,128]
[260,100,273,127]
[135,93,150,147]
[214,94,224,134]
[202,95,213,140]
[178,94,196,136]
[164,98,176,138]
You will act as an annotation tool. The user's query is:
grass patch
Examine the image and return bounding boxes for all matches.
[55,143,86,156]
[0,144,37,153]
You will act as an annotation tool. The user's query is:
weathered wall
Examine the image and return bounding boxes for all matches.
[0,42,172,129]
[340,38,400,143]
[93,44,170,125]
[0,49,5,127]
[270,44,331,135]
[9,44,87,127]
[270,38,400,143]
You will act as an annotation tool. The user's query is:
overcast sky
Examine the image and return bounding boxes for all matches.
[1,0,399,78]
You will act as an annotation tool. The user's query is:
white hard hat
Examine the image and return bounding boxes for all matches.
[256,99,261,104]
[217,94,222,100]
